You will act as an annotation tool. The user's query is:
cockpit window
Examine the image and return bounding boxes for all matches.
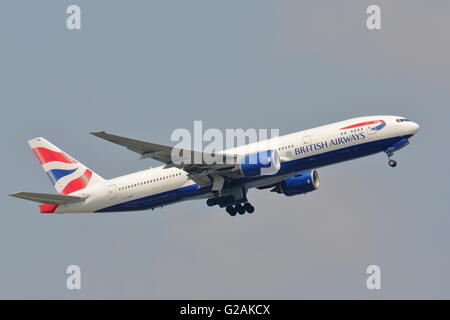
[396,118,410,123]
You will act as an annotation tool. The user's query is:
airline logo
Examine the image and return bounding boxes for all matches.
[31,147,93,195]
[340,120,386,131]
[295,132,366,155]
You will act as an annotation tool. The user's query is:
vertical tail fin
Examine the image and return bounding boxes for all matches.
[28,137,104,195]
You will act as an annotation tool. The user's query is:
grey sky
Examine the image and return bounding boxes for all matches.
[1,0,449,299]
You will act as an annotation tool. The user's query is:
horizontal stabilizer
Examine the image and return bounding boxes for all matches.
[9,192,84,205]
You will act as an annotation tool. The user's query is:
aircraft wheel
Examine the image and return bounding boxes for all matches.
[236,204,246,215]
[244,202,254,214]
[388,159,397,167]
[207,198,217,207]
[226,206,237,216]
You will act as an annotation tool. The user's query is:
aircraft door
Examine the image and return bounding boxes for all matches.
[108,184,117,200]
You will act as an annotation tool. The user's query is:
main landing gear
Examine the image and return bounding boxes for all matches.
[206,186,254,216]
[225,202,255,216]
[386,151,397,168]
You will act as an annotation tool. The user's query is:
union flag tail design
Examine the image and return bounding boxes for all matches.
[28,137,104,195]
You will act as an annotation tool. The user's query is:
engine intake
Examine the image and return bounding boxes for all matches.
[272,169,320,196]
[239,150,280,177]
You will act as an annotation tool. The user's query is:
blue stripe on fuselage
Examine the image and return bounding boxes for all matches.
[96,135,411,212]
[96,184,211,212]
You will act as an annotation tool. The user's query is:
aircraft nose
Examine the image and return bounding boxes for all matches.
[410,121,420,134]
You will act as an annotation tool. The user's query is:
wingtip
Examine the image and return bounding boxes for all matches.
[9,192,23,198]
[90,131,106,136]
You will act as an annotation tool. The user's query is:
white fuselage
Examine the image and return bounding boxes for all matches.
[55,115,419,213]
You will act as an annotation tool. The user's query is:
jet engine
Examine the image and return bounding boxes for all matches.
[239,150,280,177]
[272,169,320,196]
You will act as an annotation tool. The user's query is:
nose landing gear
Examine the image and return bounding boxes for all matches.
[386,151,397,167]
[388,159,397,167]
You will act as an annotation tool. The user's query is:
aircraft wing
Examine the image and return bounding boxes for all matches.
[9,192,84,205]
[91,131,241,187]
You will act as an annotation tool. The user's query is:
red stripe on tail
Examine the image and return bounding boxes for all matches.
[61,169,93,195]
[32,147,77,165]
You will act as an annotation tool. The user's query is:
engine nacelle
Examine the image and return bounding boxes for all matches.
[239,150,280,177]
[272,169,320,196]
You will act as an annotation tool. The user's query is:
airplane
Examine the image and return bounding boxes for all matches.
[10,115,420,216]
